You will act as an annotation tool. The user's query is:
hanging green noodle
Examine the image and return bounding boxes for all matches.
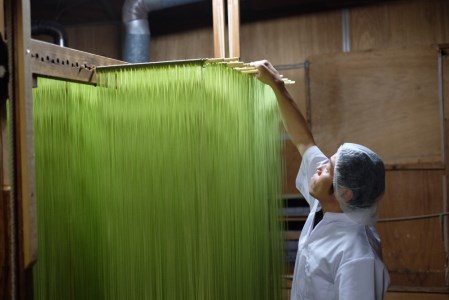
[33,62,284,299]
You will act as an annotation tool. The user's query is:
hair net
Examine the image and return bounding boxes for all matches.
[333,143,385,225]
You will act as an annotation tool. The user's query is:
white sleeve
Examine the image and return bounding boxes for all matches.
[335,258,390,300]
[295,146,328,206]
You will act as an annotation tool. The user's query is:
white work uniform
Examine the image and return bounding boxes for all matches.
[290,146,390,300]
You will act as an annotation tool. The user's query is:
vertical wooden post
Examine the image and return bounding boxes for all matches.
[212,0,226,58]
[440,47,449,285]
[0,0,6,294]
[0,0,13,297]
[227,0,240,58]
[8,0,37,267]
[5,0,37,298]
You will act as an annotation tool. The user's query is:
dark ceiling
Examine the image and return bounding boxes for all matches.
[30,0,394,36]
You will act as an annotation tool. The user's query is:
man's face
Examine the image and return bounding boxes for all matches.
[309,154,337,201]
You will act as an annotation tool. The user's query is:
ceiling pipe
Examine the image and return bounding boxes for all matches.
[122,0,150,63]
[31,20,68,47]
[122,0,203,63]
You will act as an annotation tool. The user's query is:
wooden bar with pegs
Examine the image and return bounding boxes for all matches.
[30,39,126,85]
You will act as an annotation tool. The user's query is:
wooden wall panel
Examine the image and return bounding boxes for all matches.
[283,139,301,194]
[151,28,214,61]
[350,0,449,51]
[280,69,307,116]
[308,47,441,166]
[281,69,307,195]
[378,170,446,286]
[65,24,121,60]
[240,12,342,65]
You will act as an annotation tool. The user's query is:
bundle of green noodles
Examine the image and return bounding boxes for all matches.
[32,62,284,299]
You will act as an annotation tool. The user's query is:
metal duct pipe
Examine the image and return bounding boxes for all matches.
[122,0,150,63]
[122,0,203,63]
[31,20,68,47]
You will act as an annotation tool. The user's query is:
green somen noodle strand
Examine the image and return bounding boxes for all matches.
[32,62,284,299]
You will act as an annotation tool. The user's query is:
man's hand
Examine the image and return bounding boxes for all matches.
[250,60,284,89]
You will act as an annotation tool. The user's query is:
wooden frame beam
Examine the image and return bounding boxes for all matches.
[0,0,9,297]
[227,0,240,58]
[212,0,240,59]
[4,0,36,297]
[212,0,226,58]
[30,39,125,85]
[438,44,449,285]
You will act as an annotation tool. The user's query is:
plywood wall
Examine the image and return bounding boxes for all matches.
[239,11,342,65]
[350,0,449,51]
[65,23,122,60]
[379,170,447,286]
[308,47,442,166]
[151,27,214,61]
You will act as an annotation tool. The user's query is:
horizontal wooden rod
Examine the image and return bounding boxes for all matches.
[378,212,449,223]
[96,58,207,71]
[30,39,125,85]
[29,43,296,86]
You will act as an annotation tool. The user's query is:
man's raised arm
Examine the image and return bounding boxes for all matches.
[251,60,315,156]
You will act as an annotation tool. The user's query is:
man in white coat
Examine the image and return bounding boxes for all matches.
[251,60,390,300]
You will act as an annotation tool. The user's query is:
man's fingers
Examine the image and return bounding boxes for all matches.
[250,61,264,77]
[250,60,267,68]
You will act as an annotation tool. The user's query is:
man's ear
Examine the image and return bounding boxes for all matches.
[340,188,353,202]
